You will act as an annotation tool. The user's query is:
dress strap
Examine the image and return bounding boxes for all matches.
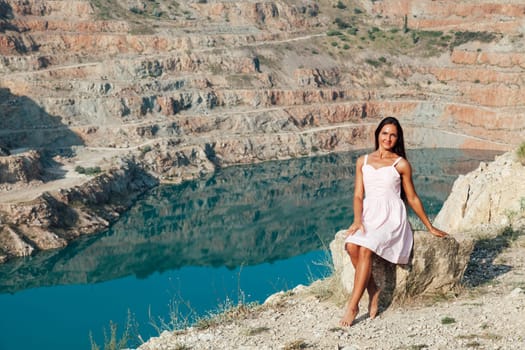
[392,157,403,167]
[364,154,368,165]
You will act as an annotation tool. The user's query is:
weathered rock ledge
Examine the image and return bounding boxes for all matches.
[0,159,158,263]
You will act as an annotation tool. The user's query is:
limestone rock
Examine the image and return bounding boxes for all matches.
[330,230,473,305]
[434,151,525,233]
[14,225,67,250]
[141,143,216,183]
[0,161,158,262]
[0,225,34,257]
[0,151,43,186]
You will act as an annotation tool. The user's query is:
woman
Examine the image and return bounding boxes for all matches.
[340,116,448,327]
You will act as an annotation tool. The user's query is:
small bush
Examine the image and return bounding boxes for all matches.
[517,142,525,165]
[347,27,358,35]
[283,339,309,350]
[129,6,143,15]
[327,29,343,36]
[75,166,102,176]
[140,145,152,155]
[451,31,498,48]
[307,6,319,17]
[335,1,346,9]
[343,44,350,50]
[412,31,420,44]
[334,17,350,29]
[365,58,382,68]
[354,8,363,14]
[441,316,456,325]
[420,30,443,38]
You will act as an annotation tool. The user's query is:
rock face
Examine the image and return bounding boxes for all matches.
[0,161,158,263]
[0,150,43,187]
[434,151,525,233]
[330,230,473,305]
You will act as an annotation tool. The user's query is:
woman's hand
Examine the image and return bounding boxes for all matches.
[429,226,448,238]
[346,222,365,236]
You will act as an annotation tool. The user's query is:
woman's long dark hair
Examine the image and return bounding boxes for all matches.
[374,116,407,159]
[374,116,407,200]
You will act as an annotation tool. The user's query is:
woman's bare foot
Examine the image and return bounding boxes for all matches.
[340,305,359,327]
[368,288,381,319]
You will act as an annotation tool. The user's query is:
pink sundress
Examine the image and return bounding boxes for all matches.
[344,154,413,264]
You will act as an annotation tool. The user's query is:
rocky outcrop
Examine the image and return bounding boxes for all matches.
[0,160,158,262]
[330,230,473,305]
[434,150,525,233]
[0,150,43,187]
[367,0,525,32]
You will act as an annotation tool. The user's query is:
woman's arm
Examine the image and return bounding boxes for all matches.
[397,159,448,238]
[347,155,366,235]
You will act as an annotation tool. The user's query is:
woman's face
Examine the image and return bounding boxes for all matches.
[379,123,398,151]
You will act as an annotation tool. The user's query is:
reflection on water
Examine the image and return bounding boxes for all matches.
[0,148,501,294]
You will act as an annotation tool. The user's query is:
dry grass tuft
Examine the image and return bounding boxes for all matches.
[283,339,310,349]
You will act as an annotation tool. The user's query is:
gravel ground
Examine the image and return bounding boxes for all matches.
[138,232,525,350]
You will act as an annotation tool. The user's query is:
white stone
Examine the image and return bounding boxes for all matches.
[509,287,524,298]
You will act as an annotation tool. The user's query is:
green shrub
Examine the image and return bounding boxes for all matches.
[129,6,143,15]
[334,17,350,29]
[517,141,525,165]
[140,145,152,155]
[420,30,443,38]
[441,316,456,325]
[347,27,358,35]
[327,30,343,36]
[365,58,381,68]
[335,1,346,9]
[451,31,498,48]
[412,31,419,44]
[75,166,102,176]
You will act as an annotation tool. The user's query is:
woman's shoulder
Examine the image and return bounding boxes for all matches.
[356,154,367,166]
[395,156,412,173]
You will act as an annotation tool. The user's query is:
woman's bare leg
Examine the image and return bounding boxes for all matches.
[367,280,380,319]
[340,245,374,326]
[346,244,381,319]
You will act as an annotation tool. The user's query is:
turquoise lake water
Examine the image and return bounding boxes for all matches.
[0,148,501,350]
